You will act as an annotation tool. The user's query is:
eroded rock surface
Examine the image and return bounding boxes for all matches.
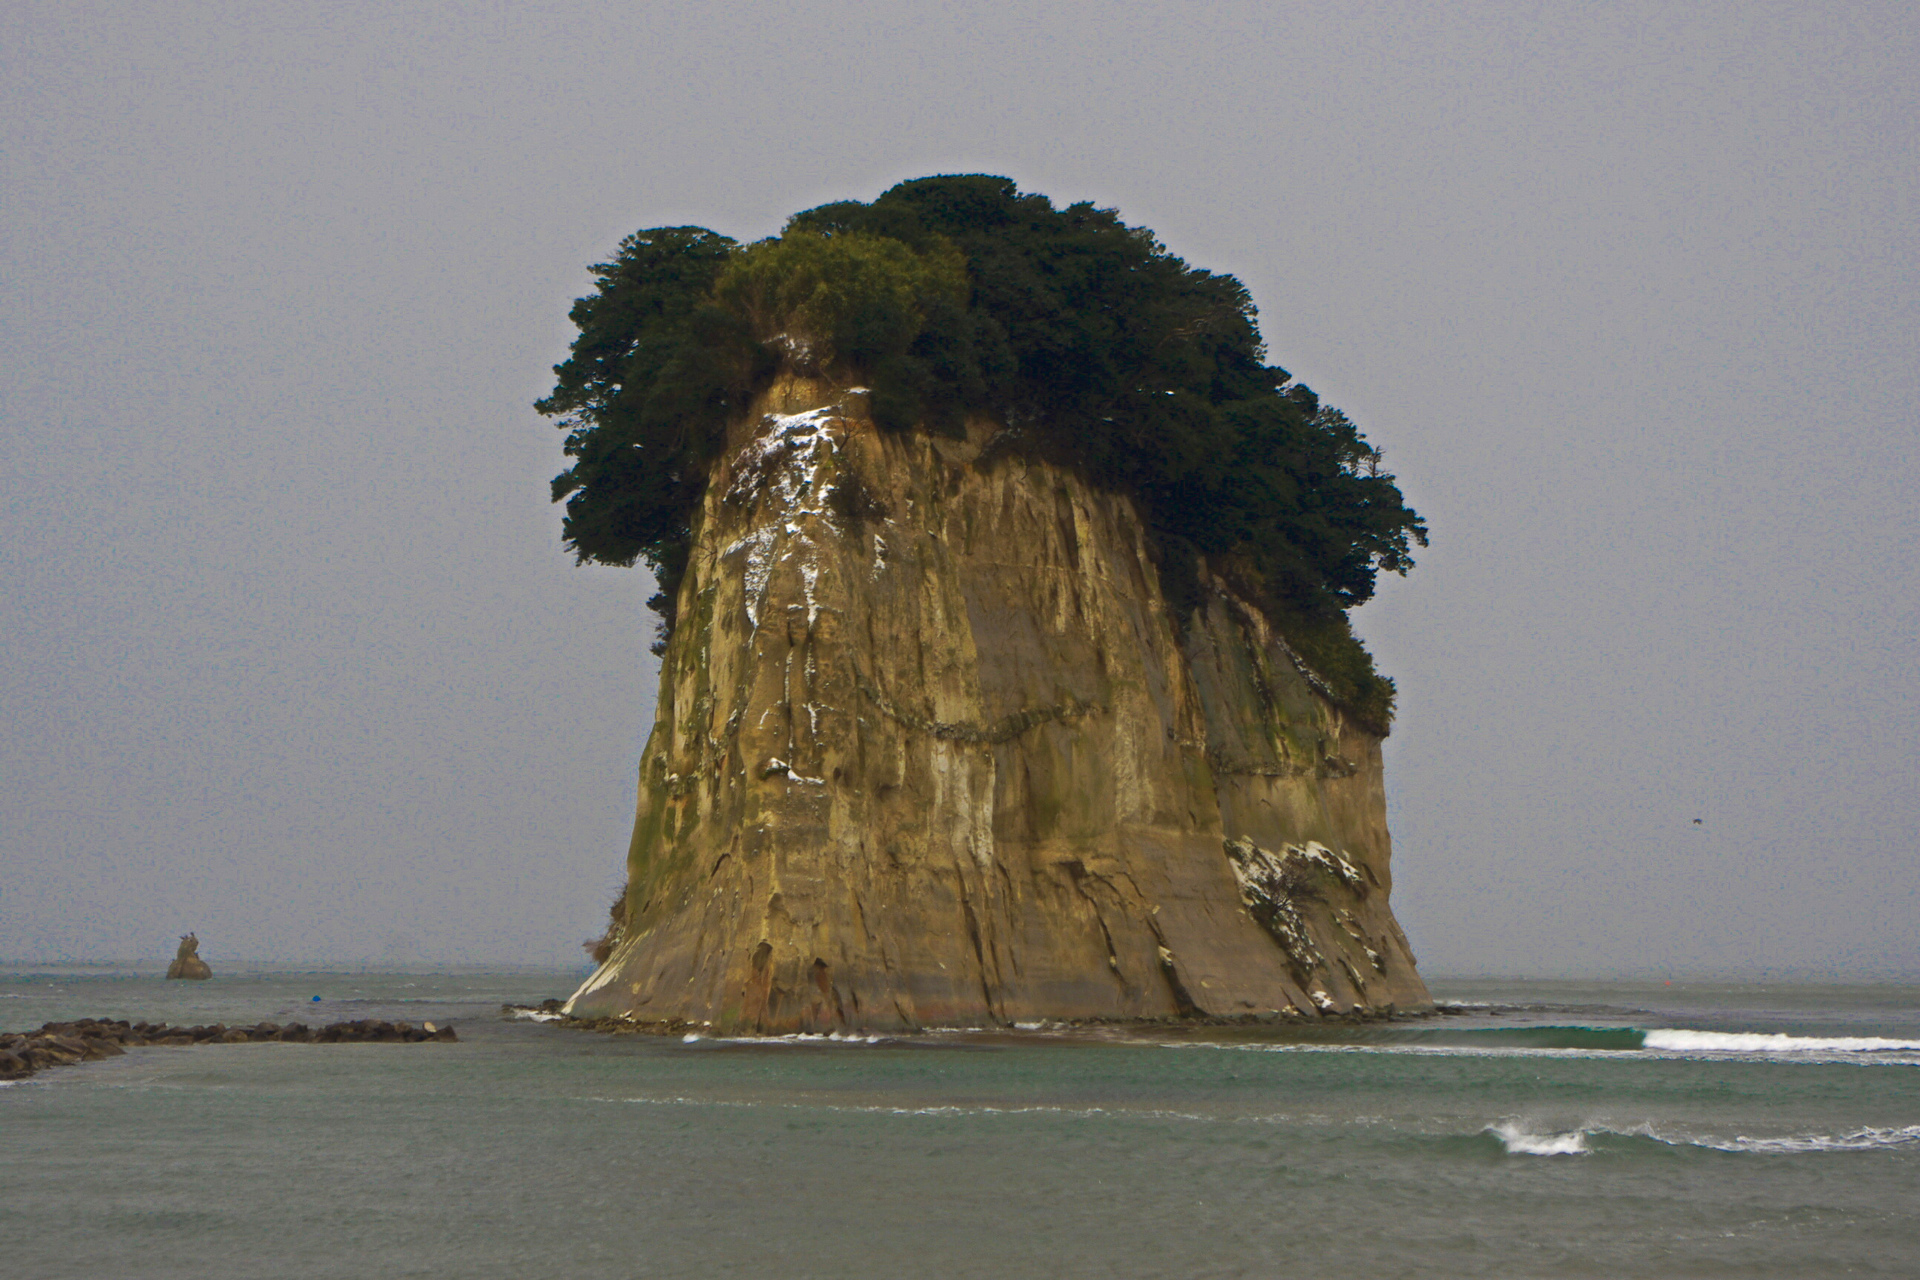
[565,377,1429,1032]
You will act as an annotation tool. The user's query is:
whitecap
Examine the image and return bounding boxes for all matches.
[1487,1120,1590,1155]
[507,1008,563,1023]
[1643,1029,1920,1054]
[1685,1124,1920,1154]
[1487,1120,1920,1157]
[1158,1041,1634,1061]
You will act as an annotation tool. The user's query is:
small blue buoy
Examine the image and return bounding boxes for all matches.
[312,995,322,1002]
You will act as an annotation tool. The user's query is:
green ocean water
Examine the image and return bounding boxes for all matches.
[2,969,1916,1278]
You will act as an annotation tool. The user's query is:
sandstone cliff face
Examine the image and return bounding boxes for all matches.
[564,376,1429,1030]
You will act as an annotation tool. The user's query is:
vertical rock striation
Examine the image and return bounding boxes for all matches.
[564,376,1429,1030]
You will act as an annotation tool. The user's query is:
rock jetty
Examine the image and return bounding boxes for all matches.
[0,1017,457,1082]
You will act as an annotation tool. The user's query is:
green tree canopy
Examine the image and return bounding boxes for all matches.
[714,230,966,372]
[540,177,1427,728]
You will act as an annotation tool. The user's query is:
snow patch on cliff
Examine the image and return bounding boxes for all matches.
[1223,837,1366,979]
[721,406,853,630]
[722,528,778,627]
[726,407,843,518]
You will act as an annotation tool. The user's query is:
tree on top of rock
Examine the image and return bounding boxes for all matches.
[539,176,1427,727]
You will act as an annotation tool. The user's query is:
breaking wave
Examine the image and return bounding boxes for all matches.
[1160,1024,1920,1062]
[506,1008,563,1023]
[1699,1126,1920,1154]
[1640,1029,1920,1054]
[1487,1120,1920,1157]
[577,1095,1920,1159]
[1487,1121,1592,1155]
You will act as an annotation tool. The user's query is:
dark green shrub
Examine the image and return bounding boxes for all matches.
[540,178,1428,721]
[714,230,964,371]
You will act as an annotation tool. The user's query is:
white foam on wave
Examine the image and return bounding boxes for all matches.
[1161,1034,1920,1066]
[585,1093,1215,1122]
[507,1008,563,1023]
[1161,1041,1630,1062]
[1489,1119,1920,1157]
[1696,1125,1920,1154]
[1488,1121,1590,1155]
[680,1030,889,1045]
[583,1092,1920,1156]
[1644,1029,1920,1054]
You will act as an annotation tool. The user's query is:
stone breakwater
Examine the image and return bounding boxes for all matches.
[0,1017,458,1081]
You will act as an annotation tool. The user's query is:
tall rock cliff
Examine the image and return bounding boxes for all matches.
[564,375,1429,1031]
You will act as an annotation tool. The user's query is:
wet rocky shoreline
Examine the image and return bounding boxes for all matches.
[1,1017,457,1082]
[503,997,1449,1038]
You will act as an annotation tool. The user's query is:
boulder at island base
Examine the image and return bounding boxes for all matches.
[565,376,1430,1033]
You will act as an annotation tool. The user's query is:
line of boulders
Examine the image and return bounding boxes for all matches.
[0,1017,457,1081]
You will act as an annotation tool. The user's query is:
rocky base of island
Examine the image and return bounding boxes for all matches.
[0,1017,458,1082]
[504,998,1433,1037]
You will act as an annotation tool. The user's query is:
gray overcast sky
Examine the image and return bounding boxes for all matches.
[4,1,1914,975]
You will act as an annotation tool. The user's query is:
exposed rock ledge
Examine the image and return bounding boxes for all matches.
[0,1018,458,1081]
[565,376,1430,1032]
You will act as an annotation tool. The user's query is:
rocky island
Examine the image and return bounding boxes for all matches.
[165,932,212,980]
[543,177,1432,1033]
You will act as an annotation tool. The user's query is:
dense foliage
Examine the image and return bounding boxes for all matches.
[540,177,1426,728]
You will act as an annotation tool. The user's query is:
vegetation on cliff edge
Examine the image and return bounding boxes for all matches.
[538,176,1426,729]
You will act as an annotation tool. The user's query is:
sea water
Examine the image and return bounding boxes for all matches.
[2,969,1916,1278]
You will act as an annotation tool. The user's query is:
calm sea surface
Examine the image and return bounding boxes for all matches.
[2,967,1916,1278]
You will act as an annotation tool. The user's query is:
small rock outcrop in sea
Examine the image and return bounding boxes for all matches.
[164,932,213,980]
[0,1018,458,1081]
[565,377,1431,1033]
